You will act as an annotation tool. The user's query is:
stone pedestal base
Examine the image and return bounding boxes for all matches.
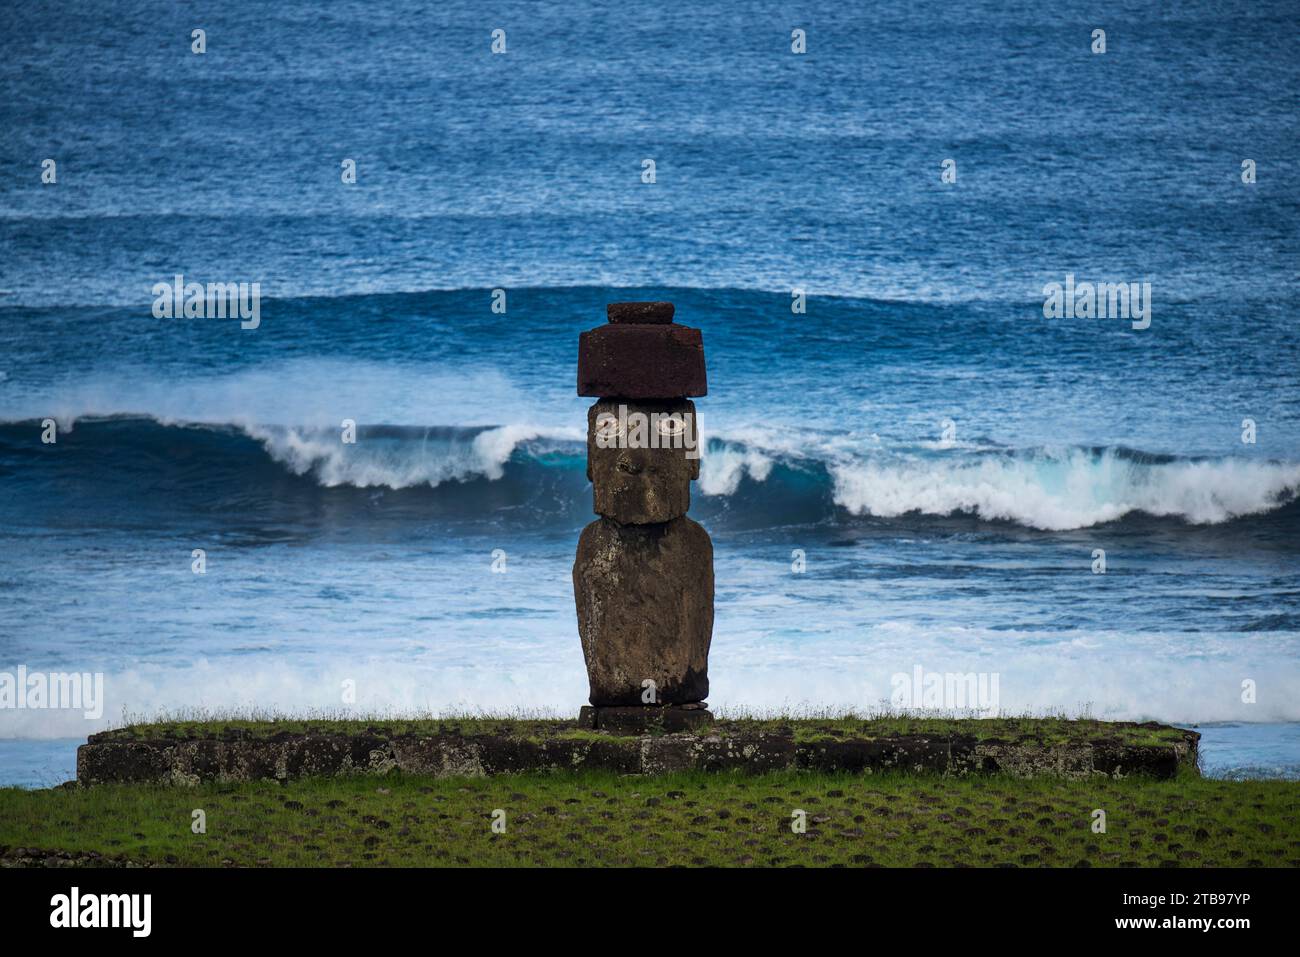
[578,705,714,734]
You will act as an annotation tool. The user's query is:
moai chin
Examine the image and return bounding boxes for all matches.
[573,301,715,732]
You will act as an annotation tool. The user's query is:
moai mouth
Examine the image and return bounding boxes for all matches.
[573,302,716,723]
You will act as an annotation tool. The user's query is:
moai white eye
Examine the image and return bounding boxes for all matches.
[657,415,686,438]
[595,414,623,440]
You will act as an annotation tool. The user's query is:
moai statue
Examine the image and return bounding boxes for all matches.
[574,301,715,732]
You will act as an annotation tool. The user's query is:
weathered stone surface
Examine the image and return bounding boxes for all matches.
[574,516,714,705]
[1090,743,1182,779]
[76,730,644,785]
[586,399,699,524]
[797,736,960,774]
[578,705,714,734]
[688,733,798,773]
[577,323,707,398]
[607,301,674,324]
[76,741,174,786]
[73,721,1199,785]
[635,733,803,775]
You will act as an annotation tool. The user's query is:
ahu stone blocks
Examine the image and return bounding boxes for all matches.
[573,302,715,726]
[74,723,1202,785]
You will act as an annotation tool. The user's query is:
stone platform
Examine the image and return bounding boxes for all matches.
[577,705,714,733]
[74,720,1200,787]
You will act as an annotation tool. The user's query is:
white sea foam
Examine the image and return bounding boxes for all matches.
[4,620,1297,739]
[830,447,1300,530]
[243,422,578,488]
[699,441,774,496]
[0,358,564,433]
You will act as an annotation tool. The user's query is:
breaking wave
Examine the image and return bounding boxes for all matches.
[2,413,1298,532]
[828,446,1300,531]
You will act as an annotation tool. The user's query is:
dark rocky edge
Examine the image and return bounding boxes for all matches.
[76,722,1200,787]
[0,846,160,868]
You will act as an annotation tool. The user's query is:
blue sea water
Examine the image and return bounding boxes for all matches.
[1,0,1299,786]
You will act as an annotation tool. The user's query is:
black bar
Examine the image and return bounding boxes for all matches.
[0,867,1285,942]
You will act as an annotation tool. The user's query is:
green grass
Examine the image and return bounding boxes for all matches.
[102,711,1189,747]
[3,769,1295,868]
[777,717,1183,746]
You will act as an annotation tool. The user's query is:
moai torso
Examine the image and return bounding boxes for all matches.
[573,302,714,711]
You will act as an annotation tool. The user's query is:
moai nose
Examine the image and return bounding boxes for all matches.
[616,454,641,475]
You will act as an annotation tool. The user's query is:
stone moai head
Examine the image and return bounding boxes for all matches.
[586,399,699,524]
[578,301,707,523]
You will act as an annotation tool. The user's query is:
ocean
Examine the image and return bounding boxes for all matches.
[1,0,1298,786]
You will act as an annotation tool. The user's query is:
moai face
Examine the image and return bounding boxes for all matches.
[587,399,700,525]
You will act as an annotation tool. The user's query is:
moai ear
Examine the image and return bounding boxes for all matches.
[683,399,700,479]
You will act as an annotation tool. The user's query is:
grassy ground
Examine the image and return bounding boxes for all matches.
[3,769,1296,868]
[104,714,1188,746]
